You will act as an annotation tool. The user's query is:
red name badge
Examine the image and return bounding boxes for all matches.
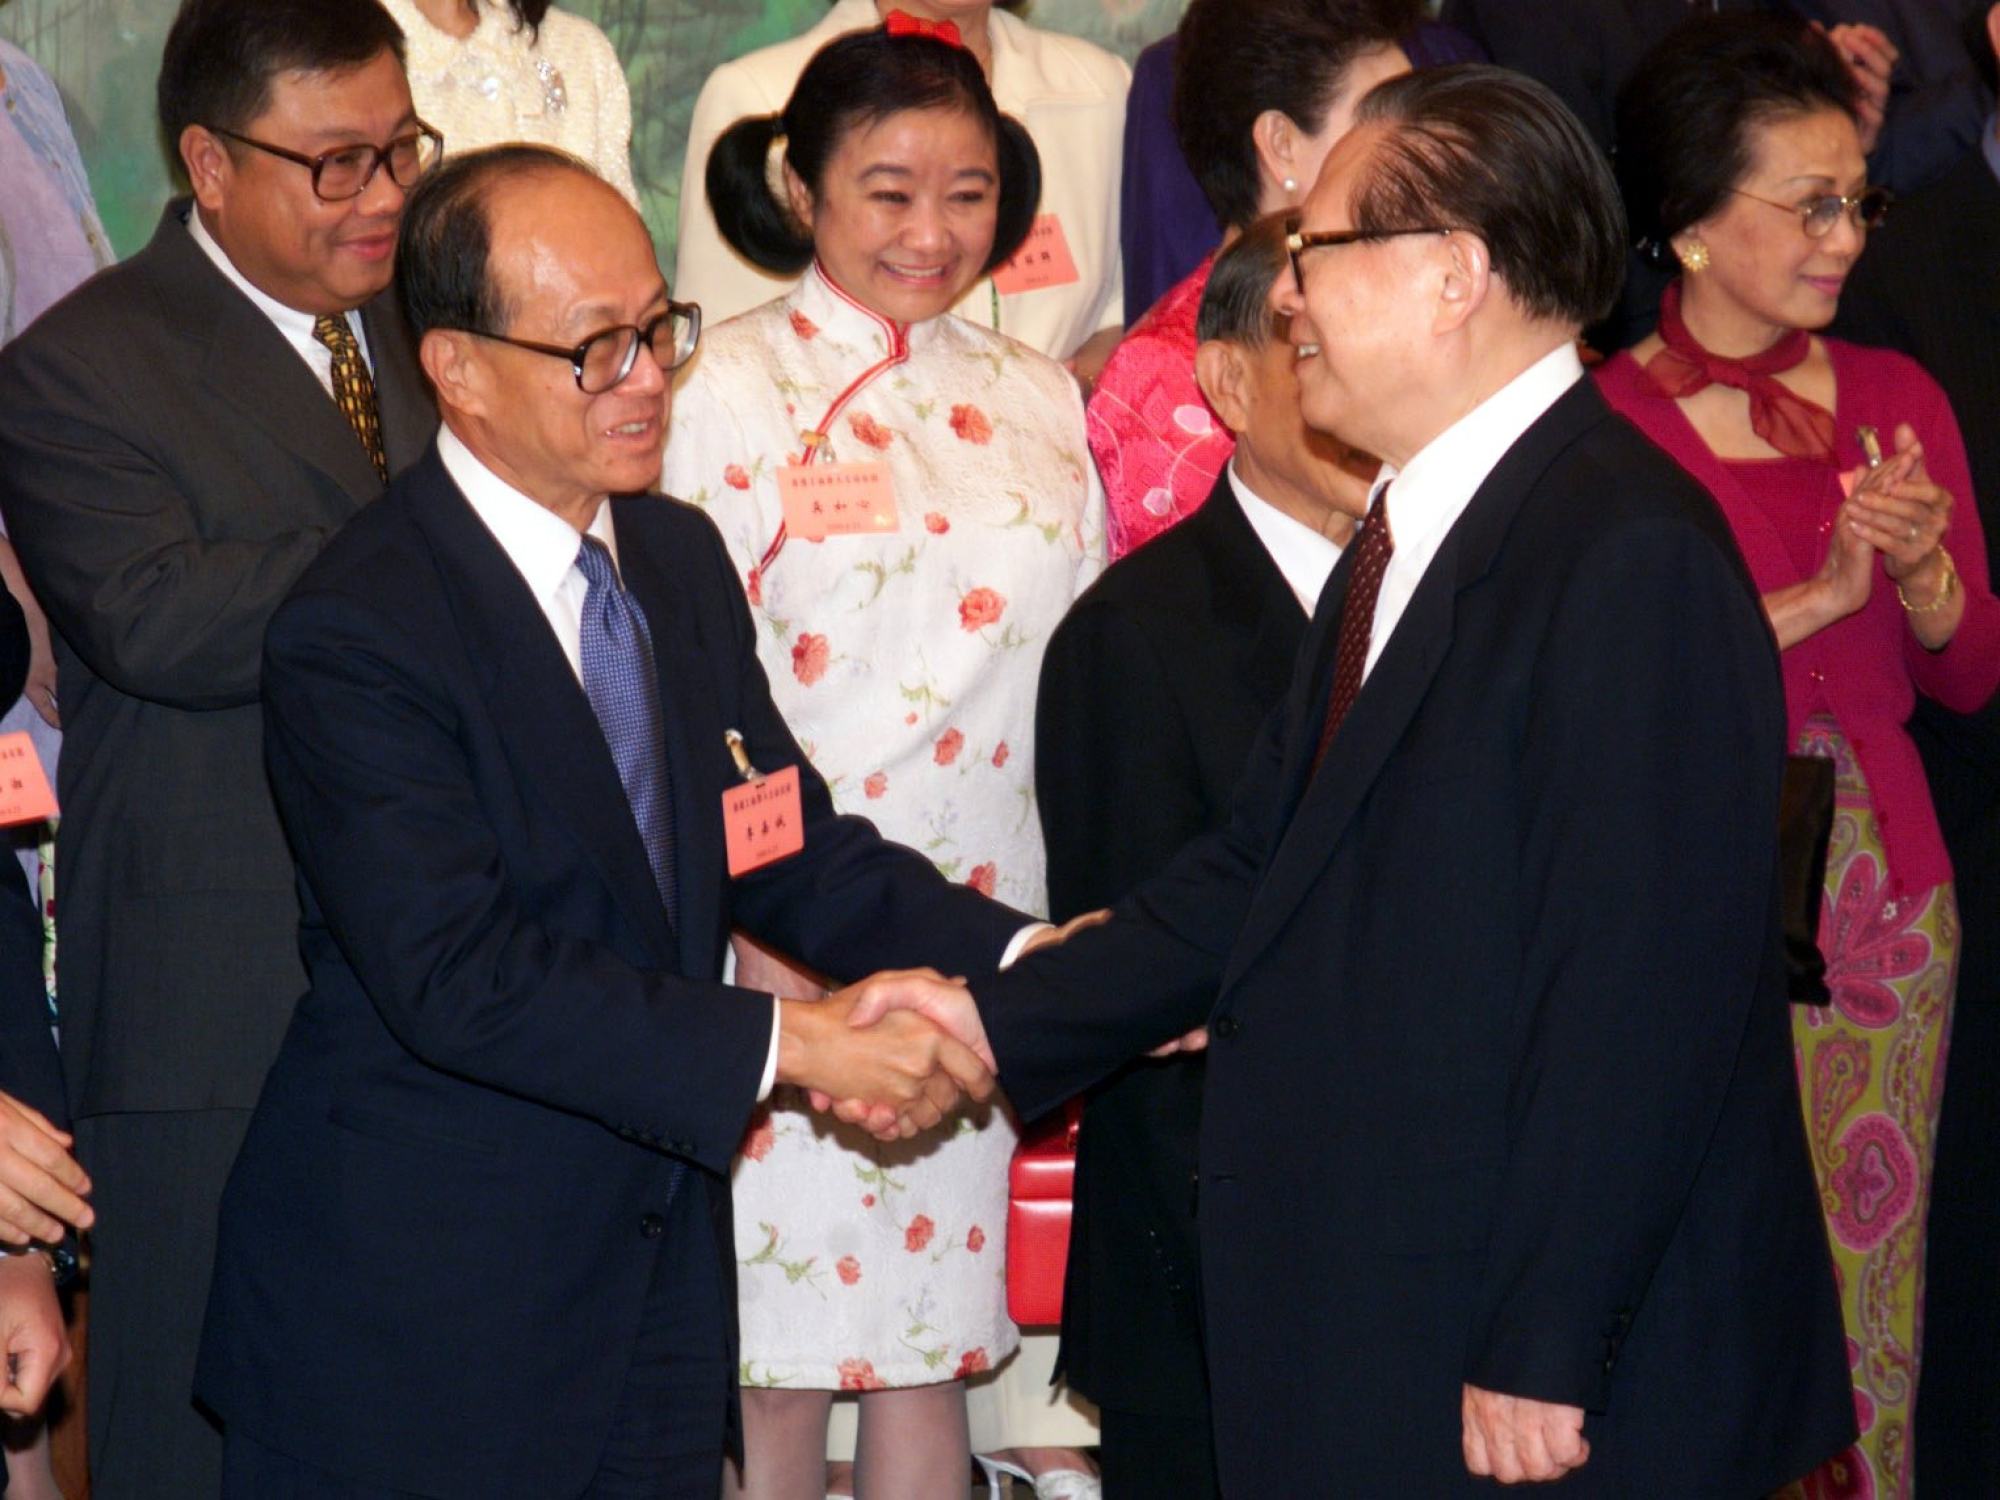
[777,461,900,542]
[724,765,805,876]
[0,732,56,826]
[991,213,1081,295]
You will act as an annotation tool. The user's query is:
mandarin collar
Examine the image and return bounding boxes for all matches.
[794,260,949,356]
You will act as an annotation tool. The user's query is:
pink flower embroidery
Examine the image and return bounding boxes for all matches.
[934,728,964,766]
[746,567,763,607]
[949,404,993,444]
[958,587,1006,632]
[789,309,820,341]
[967,863,997,896]
[1825,1112,1918,1253]
[836,1255,862,1286]
[1819,849,1931,1029]
[991,742,1010,769]
[791,632,830,686]
[723,464,751,490]
[955,1347,991,1377]
[966,1225,986,1253]
[740,1111,775,1163]
[904,1215,936,1252]
[863,771,888,800]
[838,1358,886,1391]
[904,712,918,726]
[925,512,950,535]
[849,412,894,450]
[861,1193,876,1208]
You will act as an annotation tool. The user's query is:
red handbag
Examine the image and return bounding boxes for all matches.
[1005,1098,1082,1326]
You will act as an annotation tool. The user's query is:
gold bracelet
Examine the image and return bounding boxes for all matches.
[1897,548,1957,615]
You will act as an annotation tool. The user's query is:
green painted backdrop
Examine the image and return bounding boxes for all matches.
[0,0,1186,262]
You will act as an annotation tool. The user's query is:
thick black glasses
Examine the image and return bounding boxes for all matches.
[1285,219,1451,290]
[211,123,444,202]
[1730,185,1892,238]
[462,305,703,393]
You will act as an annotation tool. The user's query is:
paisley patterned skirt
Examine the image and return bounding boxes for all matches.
[1781,718,1958,1500]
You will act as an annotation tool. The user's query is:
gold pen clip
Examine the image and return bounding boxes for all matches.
[1858,425,1883,468]
[724,729,764,785]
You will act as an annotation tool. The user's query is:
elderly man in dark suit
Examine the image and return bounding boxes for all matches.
[0,1,435,1491]
[1833,10,2000,1486]
[848,65,1857,1493]
[195,143,1048,1497]
[1034,213,1365,1499]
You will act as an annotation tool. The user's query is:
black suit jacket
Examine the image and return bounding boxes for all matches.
[1834,146,2000,1010]
[979,379,1855,1494]
[194,447,1028,1497]
[1034,475,1304,1412]
[0,200,433,1116]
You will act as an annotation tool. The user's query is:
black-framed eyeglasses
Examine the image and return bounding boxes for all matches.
[1729,185,1892,239]
[456,305,703,393]
[210,123,444,202]
[1285,219,1452,290]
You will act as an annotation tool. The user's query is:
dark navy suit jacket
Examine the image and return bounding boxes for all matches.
[979,380,1856,1495]
[195,446,1025,1496]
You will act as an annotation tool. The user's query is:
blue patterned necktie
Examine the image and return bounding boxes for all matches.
[575,536,679,928]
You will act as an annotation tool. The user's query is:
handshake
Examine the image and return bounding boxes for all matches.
[764,910,1109,1141]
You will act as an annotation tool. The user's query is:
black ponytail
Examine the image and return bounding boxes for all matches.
[707,112,814,275]
[706,28,1043,277]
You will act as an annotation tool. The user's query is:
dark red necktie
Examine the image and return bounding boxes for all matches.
[1313,484,1394,770]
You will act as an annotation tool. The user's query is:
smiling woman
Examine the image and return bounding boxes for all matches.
[663,24,1104,1500]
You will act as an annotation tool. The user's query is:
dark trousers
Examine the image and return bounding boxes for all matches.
[1097,1404,1221,1500]
[221,1179,731,1499]
[75,1108,252,1500]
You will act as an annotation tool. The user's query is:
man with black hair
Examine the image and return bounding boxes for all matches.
[0,1,435,1490]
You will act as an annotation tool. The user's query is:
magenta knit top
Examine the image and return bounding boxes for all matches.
[1598,338,2000,899]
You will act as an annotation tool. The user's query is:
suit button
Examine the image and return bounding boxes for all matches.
[1212,1016,1241,1039]
[640,1212,665,1239]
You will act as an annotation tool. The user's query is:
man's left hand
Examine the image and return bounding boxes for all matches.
[0,1254,67,1417]
[1462,1385,1589,1485]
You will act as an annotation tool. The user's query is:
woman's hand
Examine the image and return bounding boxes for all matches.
[1844,424,1950,581]
[1764,497,1874,650]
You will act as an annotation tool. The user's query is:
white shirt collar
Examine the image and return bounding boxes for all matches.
[1227,461,1343,616]
[185,205,372,377]
[188,205,326,343]
[1360,341,1583,679]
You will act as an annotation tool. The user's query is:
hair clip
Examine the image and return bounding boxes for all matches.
[883,10,964,47]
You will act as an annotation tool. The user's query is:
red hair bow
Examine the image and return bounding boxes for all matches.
[883,10,964,47]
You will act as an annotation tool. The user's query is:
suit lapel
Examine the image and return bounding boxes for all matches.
[404,453,681,968]
[611,502,726,979]
[144,201,399,506]
[1218,381,1609,990]
[1191,476,1312,707]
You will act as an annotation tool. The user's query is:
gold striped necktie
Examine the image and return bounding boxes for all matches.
[312,313,389,484]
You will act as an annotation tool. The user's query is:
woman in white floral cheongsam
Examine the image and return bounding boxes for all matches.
[661,25,1104,1500]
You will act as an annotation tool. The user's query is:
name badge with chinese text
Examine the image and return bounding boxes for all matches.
[991,214,1081,295]
[777,462,899,542]
[724,764,805,876]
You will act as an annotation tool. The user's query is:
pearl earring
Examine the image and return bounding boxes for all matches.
[1283,176,1298,194]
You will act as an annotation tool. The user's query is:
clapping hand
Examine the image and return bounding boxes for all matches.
[778,970,995,1142]
[1844,424,1952,583]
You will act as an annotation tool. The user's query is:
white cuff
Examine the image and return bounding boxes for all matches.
[757,996,781,1101]
[1000,923,1053,971]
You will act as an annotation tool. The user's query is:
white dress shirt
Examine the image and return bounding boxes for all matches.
[1362,342,1584,679]
[187,206,371,394]
[1228,460,1345,616]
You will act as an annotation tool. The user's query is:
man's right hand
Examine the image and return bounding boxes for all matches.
[0,1092,90,1245]
[0,1253,67,1416]
[777,971,995,1140]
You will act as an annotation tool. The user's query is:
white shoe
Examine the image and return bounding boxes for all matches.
[974,1454,1102,1500]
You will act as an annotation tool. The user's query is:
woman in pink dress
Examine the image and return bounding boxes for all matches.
[1086,0,1415,559]
[1596,17,2000,1498]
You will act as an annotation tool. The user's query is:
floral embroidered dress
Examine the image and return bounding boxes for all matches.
[662,263,1104,1388]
